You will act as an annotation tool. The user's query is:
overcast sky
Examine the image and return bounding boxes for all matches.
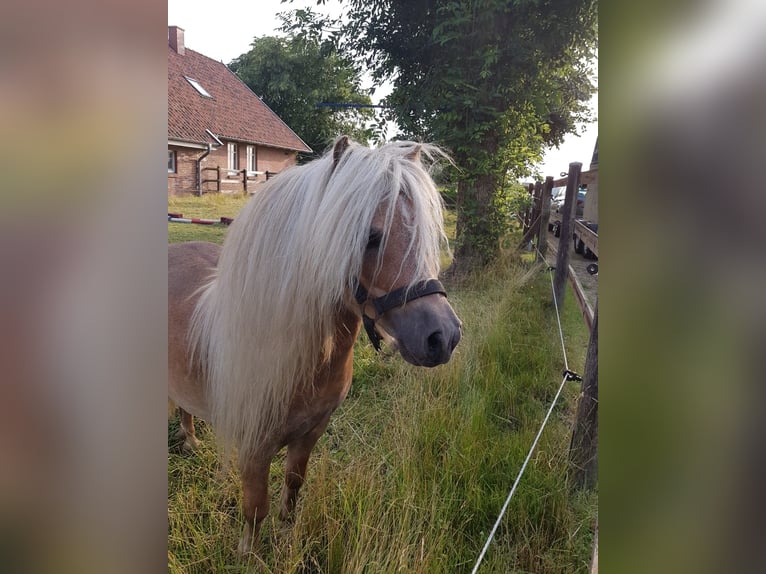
[168,0,598,176]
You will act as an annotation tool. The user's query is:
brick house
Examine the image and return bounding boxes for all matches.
[168,26,311,195]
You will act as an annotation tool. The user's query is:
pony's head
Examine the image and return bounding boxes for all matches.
[330,136,462,366]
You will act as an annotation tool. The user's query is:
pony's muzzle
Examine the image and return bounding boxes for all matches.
[378,295,462,367]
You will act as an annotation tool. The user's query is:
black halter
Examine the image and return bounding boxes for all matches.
[354,279,447,351]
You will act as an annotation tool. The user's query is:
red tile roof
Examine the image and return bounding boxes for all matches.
[168,44,311,153]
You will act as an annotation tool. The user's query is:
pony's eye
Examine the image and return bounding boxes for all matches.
[366,230,382,250]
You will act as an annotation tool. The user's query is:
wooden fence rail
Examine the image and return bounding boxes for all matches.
[199,168,280,195]
[200,166,220,194]
[520,161,597,330]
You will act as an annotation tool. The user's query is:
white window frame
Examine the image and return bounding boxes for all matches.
[168,149,176,173]
[227,142,240,175]
[246,145,256,174]
[184,76,212,98]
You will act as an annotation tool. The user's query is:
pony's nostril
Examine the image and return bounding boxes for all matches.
[427,331,444,355]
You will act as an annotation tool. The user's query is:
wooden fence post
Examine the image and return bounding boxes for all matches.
[518,180,543,250]
[242,169,248,194]
[531,179,542,236]
[536,176,554,263]
[522,183,534,235]
[569,303,598,490]
[553,162,582,306]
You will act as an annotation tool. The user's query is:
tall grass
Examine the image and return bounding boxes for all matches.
[168,195,596,573]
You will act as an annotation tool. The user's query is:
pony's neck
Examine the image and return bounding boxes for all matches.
[333,306,363,354]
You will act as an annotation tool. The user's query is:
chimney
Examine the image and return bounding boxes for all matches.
[169,26,185,55]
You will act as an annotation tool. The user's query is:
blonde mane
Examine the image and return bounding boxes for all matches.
[190,139,448,463]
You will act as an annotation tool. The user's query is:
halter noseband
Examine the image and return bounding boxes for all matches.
[354,279,447,351]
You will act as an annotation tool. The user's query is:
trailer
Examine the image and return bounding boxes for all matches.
[575,220,598,255]
[572,144,599,274]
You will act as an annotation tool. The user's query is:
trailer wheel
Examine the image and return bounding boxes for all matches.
[584,247,597,260]
[586,263,598,275]
[574,238,585,254]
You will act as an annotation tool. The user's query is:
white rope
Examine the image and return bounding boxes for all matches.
[534,241,570,371]
[470,373,570,574]
[471,240,573,572]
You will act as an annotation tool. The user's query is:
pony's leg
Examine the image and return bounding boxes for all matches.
[238,459,272,554]
[175,408,201,452]
[279,413,332,521]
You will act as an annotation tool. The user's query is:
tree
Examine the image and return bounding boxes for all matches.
[229,29,374,159]
[284,0,597,273]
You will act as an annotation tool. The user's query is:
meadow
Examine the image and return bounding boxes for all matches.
[168,193,597,573]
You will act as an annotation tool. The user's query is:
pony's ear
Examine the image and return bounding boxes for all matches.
[405,144,422,163]
[332,136,351,171]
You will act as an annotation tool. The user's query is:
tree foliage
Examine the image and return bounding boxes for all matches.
[283,0,597,272]
[229,25,374,159]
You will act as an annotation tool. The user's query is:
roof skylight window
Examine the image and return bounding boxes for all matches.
[185,76,212,98]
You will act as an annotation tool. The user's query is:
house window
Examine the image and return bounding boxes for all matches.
[184,76,212,98]
[246,145,256,173]
[168,149,176,173]
[227,142,239,172]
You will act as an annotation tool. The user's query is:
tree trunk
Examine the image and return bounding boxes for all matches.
[448,134,501,277]
[450,171,500,275]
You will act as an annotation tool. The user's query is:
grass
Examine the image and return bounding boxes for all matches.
[168,195,597,573]
[168,193,249,244]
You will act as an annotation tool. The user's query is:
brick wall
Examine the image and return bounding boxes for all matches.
[167,147,204,196]
[169,142,299,195]
[257,146,298,176]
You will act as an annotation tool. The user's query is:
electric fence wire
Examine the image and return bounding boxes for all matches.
[470,242,574,574]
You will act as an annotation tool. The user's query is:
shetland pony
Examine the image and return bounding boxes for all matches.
[168,136,461,553]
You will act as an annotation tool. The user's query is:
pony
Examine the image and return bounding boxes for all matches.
[168,136,462,553]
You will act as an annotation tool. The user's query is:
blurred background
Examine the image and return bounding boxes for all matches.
[0,1,167,572]
[1,0,765,572]
[601,0,766,572]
